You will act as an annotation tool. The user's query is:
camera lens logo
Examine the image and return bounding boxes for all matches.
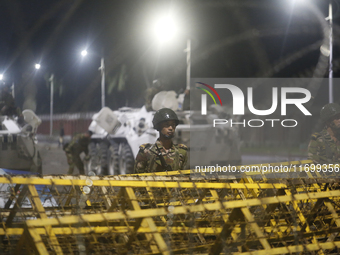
[196,82,222,115]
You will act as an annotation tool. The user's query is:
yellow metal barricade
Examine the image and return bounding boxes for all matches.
[2,160,340,254]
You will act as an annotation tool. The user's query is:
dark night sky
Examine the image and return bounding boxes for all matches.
[0,0,339,114]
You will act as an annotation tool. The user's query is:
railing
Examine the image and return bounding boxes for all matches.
[3,160,340,254]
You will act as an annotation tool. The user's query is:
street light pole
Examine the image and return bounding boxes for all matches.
[99,57,105,108]
[81,49,105,108]
[11,83,15,98]
[186,39,191,91]
[328,0,333,103]
[49,74,54,137]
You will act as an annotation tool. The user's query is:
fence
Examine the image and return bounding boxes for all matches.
[37,112,95,136]
[3,160,340,254]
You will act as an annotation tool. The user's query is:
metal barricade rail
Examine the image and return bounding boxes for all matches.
[2,160,340,254]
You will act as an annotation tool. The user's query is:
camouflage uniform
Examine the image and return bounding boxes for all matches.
[64,133,91,174]
[134,139,188,173]
[307,127,340,164]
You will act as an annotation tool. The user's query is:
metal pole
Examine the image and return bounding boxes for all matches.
[11,82,15,98]
[186,38,191,91]
[100,57,105,108]
[329,0,333,103]
[49,74,54,137]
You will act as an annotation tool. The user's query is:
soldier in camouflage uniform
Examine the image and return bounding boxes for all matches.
[64,130,93,175]
[308,103,340,164]
[134,108,188,173]
[145,79,163,111]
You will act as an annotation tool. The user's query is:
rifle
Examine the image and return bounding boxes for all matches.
[154,143,173,172]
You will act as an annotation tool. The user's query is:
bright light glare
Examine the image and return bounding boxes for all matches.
[0,74,3,80]
[35,63,41,70]
[153,16,177,43]
[81,50,88,57]
[289,0,306,6]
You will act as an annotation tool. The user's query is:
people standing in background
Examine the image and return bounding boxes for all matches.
[63,130,92,175]
[145,79,163,111]
[58,124,65,148]
[308,103,340,164]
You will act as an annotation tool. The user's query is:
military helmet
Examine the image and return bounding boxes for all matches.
[152,108,179,130]
[320,103,340,123]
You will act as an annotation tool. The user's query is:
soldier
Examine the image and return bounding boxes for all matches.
[134,108,188,173]
[64,130,93,175]
[308,103,340,164]
[145,79,163,111]
[0,83,16,116]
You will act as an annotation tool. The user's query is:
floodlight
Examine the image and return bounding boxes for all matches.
[81,50,88,57]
